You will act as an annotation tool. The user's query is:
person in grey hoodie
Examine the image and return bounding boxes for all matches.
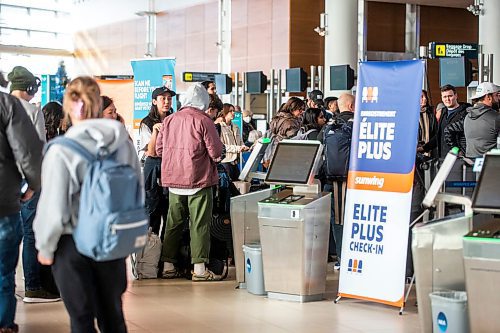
[0,92,43,333]
[464,82,500,158]
[34,77,141,333]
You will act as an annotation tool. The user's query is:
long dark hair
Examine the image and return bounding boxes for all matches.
[43,101,64,141]
[301,108,323,131]
[421,90,431,109]
[140,103,162,131]
[101,95,113,111]
[281,97,305,115]
[218,103,234,119]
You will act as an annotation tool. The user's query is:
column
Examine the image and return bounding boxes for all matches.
[324,0,360,97]
[478,0,500,82]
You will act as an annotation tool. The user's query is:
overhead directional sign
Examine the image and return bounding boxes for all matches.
[429,42,478,59]
[182,72,219,82]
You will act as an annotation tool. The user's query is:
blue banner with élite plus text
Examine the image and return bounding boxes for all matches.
[338,60,424,308]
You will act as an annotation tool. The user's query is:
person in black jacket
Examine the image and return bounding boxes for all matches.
[322,93,355,270]
[420,84,470,158]
[0,92,43,333]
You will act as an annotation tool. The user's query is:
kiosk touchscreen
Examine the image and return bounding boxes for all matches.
[265,140,322,186]
[471,153,500,214]
[258,140,330,302]
[239,138,271,182]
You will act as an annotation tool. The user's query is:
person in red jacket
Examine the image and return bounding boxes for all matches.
[156,83,224,281]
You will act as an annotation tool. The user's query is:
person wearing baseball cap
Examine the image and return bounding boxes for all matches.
[139,85,176,236]
[307,89,324,109]
[464,82,500,158]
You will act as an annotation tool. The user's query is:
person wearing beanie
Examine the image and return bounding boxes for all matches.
[8,66,45,143]
[8,66,57,304]
[155,83,224,281]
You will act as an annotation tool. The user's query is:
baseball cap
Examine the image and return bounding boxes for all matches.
[471,82,499,100]
[151,86,176,100]
[308,90,324,106]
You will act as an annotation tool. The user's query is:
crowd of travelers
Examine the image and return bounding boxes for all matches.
[0,63,498,333]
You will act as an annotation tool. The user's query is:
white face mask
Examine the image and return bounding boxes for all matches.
[243,116,252,123]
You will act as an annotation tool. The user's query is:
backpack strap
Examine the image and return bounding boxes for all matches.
[305,128,318,136]
[45,137,95,162]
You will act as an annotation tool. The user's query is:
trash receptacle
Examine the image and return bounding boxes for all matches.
[429,291,469,333]
[242,244,266,295]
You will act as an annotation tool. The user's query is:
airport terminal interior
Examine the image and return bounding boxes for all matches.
[1,0,499,332]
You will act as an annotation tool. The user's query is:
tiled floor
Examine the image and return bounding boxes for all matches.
[15,263,420,332]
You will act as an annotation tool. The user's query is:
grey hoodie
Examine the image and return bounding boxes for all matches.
[34,119,143,260]
[464,103,499,158]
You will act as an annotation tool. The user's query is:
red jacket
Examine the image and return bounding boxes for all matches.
[157,106,223,189]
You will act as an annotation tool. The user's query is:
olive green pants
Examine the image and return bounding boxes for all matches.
[161,187,213,264]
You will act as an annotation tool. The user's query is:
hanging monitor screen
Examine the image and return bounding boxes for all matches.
[265,141,321,185]
[472,153,500,213]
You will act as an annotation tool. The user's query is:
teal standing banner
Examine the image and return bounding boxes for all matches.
[40,75,57,108]
[130,57,176,153]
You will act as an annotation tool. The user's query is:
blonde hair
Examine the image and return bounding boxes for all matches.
[63,76,102,123]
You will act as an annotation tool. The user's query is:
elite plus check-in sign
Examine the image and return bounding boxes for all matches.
[338,60,424,308]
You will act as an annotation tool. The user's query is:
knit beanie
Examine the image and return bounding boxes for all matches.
[7,66,37,92]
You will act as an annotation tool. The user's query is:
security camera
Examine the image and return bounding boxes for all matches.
[466,0,483,16]
[314,27,326,37]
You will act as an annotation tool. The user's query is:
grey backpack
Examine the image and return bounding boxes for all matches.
[131,229,162,279]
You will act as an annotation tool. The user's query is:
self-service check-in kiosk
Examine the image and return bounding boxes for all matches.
[412,148,473,333]
[463,151,500,333]
[257,140,331,302]
[231,139,280,288]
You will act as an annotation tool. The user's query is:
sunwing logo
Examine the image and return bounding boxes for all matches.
[362,86,379,103]
[347,259,363,273]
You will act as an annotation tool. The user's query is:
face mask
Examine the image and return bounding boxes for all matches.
[71,99,85,120]
[243,116,252,123]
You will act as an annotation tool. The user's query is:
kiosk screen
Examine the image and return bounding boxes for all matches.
[472,154,500,212]
[265,142,320,184]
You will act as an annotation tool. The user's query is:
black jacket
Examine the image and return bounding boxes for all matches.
[0,93,43,216]
[423,103,470,158]
[318,111,353,143]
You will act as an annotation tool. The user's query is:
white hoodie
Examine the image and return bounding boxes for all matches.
[34,119,142,260]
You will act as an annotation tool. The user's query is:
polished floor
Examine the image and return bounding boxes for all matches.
[15,262,420,333]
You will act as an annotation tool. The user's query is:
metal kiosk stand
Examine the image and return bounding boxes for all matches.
[230,139,279,289]
[463,151,500,333]
[258,140,331,302]
[412,148,473,332]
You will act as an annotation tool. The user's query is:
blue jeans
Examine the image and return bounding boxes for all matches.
[0,213,22,329]
[20,191,41,291]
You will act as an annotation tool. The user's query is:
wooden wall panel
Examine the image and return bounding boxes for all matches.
[367,1,406,52]
[366,2,478,106]
[289,0,324,76]
[420,5,478,105]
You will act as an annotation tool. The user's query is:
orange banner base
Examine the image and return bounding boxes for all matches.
[337,292,404,308]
